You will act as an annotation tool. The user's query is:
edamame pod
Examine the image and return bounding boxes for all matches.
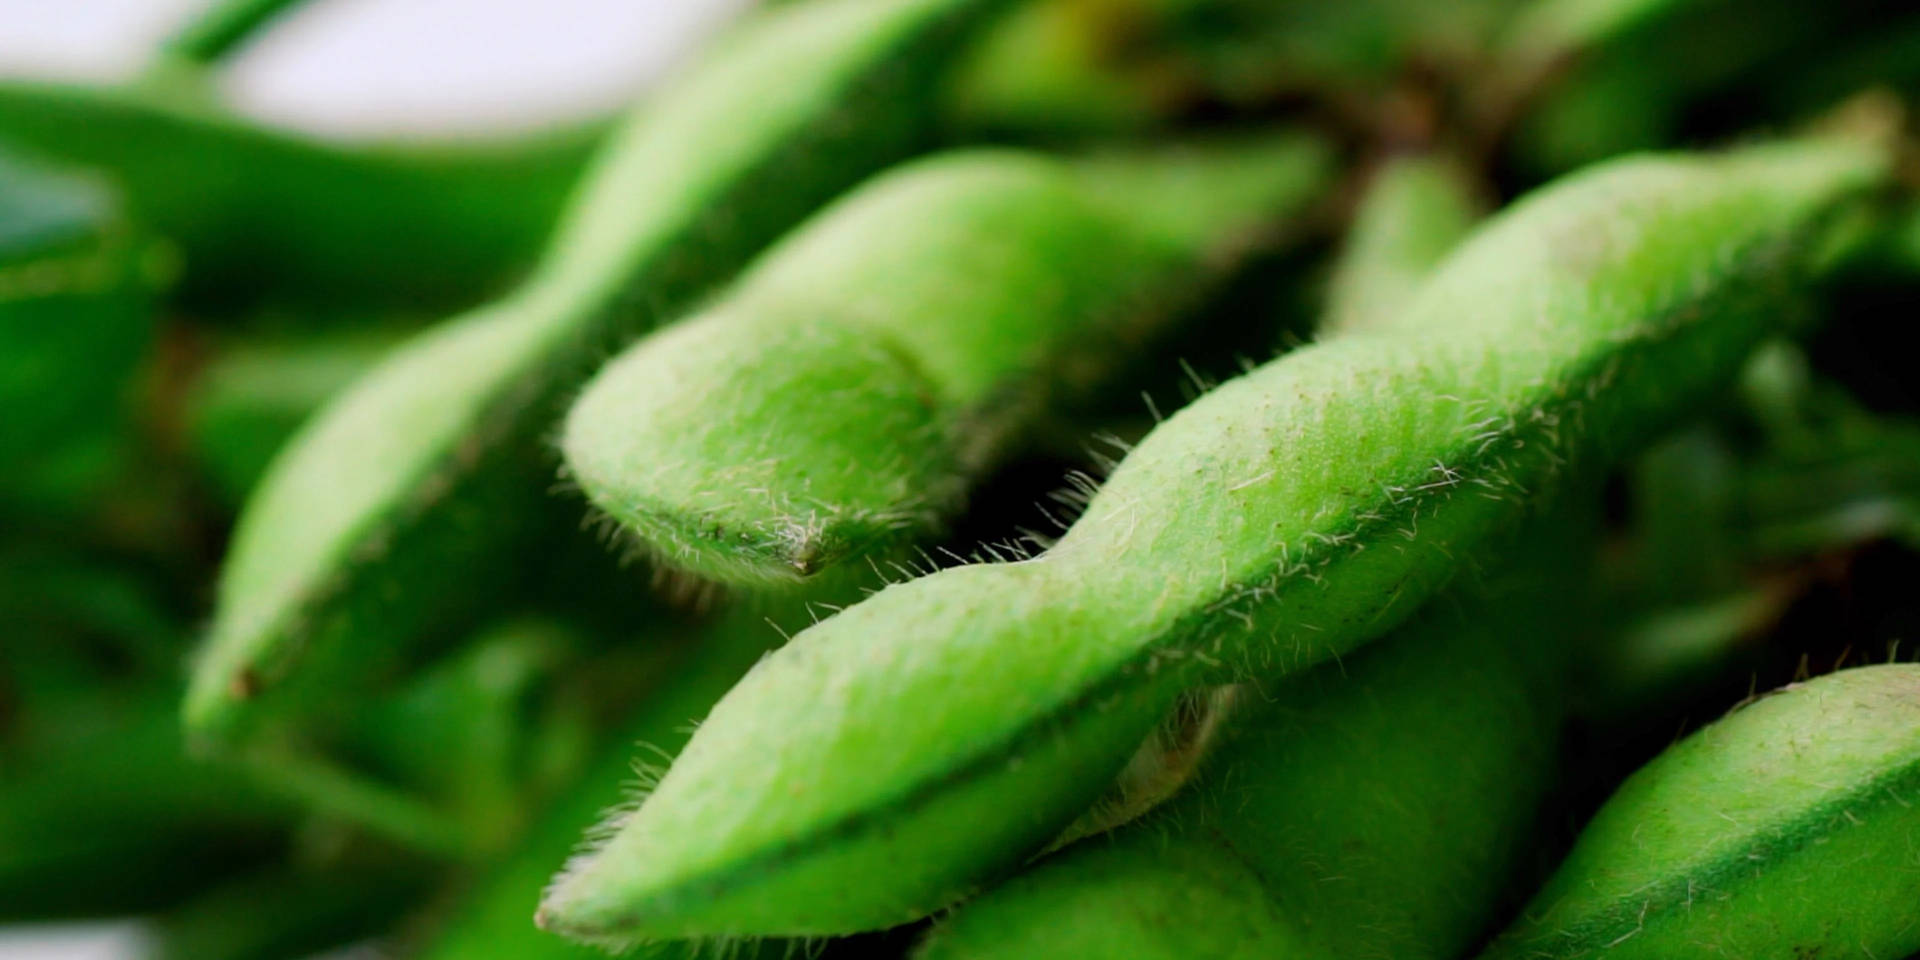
[0,81,601,309]
[537,139,1886,940]
[416,609,807,960]
[1322,154,1482,337]
[915,532,1580,960]
[1478,664,1920,960]
[562,134,1330,587]
[939,0,1189,139]
[186,0,1009,744]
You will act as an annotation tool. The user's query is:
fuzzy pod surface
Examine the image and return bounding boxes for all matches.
[535,138,1887,942]
[184,0,1009,744]
[562,134,1330,587]
[1478,663,1920,960]
[914,532,1580,960]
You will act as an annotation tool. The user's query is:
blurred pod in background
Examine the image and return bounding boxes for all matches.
[184,327,406,505]
[0,148,166,517]
[0,0,611,314]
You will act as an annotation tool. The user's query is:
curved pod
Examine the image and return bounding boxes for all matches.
[537,140,1888,940]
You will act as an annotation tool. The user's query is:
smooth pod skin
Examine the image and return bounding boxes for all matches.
[1322,154,1482,337]
[0,80,601,310]
[915,540,1577,960]
[563,134,1330,586]
[536,140,1887,941]
[1479,664,1920,960]
[185,0,1009,744]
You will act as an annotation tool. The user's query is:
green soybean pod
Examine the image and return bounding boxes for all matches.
[0,79,602,310]
[914,534,1580,960]
[939,0,1189,140]
[415,611,802,960]
[184,0,1008,744]
[562,133,1330,587]
[1478,664,1920,960]
[536,139,1887,941]
[1322,154,1482,337]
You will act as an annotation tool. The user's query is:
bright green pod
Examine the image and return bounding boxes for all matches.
[939,0,1189,140]
[913,150,1499,960]
[185,0,1008,744]
[1478,664,1920,960]
[537,139,1886,940]
[1322,154,1482,337]
[915,540,1577,960]
[563,134,1330,586]
[0,81,601,310]
[0,147,159,513]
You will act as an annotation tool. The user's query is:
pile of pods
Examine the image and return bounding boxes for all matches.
[6,0,1920,958]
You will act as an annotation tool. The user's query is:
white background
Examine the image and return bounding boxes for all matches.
[0,0,747,137]
[0,0,738,956]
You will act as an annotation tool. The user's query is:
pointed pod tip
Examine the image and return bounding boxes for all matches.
[180,663,255,751]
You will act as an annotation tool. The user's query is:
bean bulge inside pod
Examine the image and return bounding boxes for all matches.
[535,139,1887,942]
[561,134,1331,588]
[182,0,1011,745]
[1477,663,1920,960]
[914,516,1585,960]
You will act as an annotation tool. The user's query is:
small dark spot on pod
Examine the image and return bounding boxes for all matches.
[228,668,261,700]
